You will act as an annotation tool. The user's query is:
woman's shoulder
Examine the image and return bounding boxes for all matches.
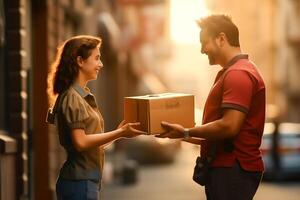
[58,87,90,125]
[65,86,83,99]
[61,87,86,107]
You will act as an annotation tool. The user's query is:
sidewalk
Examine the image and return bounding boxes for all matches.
[101,143,205,200]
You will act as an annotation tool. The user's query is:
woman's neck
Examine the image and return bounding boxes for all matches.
[75,76,87,89]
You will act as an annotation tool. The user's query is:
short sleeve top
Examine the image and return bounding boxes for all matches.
[56,83,105,182]
[201,54,266,172]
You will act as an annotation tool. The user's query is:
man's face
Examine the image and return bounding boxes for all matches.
[200,29,221,65]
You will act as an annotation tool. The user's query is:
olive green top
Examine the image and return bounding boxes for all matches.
[56,83,105,183]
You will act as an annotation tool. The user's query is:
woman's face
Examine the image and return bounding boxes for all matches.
[79,47,103,81]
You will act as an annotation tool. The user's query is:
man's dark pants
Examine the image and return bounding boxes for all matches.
[205,161,263,200]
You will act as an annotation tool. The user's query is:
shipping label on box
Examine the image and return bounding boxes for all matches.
[124,93,195,134]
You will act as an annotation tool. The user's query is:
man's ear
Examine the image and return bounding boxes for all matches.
[218,32,227,47]
[76,56,84,67]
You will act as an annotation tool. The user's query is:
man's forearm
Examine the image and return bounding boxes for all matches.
[182,137,203,145]
[189,119,235,140]
[188,109,246,140]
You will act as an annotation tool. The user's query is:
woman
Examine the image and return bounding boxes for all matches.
[47,35,144,200]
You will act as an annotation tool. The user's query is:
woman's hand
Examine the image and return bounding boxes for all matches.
[117,120,126,129]
[118,121,146,138]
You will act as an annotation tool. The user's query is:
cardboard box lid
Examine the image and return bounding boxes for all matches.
[124,93,193,100]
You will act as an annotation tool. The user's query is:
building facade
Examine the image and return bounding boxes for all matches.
[1,0,167,199]
[206,0,300,121]
[0,0,125,199]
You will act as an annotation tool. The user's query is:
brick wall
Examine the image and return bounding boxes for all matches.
[4,0,29,199]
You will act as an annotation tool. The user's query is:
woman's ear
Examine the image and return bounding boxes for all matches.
[76,56,84,67]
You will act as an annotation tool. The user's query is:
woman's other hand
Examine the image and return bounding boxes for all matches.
[117,120,126,129]
[118,121,147,138]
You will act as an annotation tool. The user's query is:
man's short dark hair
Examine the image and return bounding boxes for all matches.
[197,14,240,47]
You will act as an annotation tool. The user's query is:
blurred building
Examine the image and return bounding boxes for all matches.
[0,0,121,199]
[275,0,300,122]
[0,0,170,199]
[206,0,300,122]
[205,0,276,108]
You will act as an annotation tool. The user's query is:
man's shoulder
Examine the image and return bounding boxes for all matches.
[228,59,261,77]
[227,60,265,88]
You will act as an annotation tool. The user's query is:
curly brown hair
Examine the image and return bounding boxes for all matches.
[47,35,101,104]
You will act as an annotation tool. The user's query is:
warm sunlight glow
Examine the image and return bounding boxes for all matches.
[170,0,209,44]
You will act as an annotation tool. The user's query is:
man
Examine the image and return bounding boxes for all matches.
[157,14,265,200]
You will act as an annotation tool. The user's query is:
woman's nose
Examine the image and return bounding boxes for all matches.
[99,60,103,67]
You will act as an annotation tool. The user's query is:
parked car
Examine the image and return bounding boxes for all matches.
[261,122,300,180]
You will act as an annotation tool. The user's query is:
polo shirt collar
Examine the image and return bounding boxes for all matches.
[72,83,98,108]
[72,83,90,98]
[224,54,249,68]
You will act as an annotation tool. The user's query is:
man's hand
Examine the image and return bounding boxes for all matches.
[156,121,184,139]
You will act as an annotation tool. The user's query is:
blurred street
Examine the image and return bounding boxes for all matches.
[101,142,204,200]
[102,143,300,200]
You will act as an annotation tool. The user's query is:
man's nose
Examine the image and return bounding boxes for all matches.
[201,46,205,54]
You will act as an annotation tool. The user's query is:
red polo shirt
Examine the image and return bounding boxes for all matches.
[200,54,265,172]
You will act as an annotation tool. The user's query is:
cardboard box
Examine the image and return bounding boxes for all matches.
[124,93,195,134]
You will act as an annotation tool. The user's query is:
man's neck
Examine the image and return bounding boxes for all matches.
[220,47,242,68]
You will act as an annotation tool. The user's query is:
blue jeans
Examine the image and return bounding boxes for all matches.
[56,178,100,200]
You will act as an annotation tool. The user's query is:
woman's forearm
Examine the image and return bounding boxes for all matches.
[71,128,124,151]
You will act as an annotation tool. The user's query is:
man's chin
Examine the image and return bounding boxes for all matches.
[209,60,216,65]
